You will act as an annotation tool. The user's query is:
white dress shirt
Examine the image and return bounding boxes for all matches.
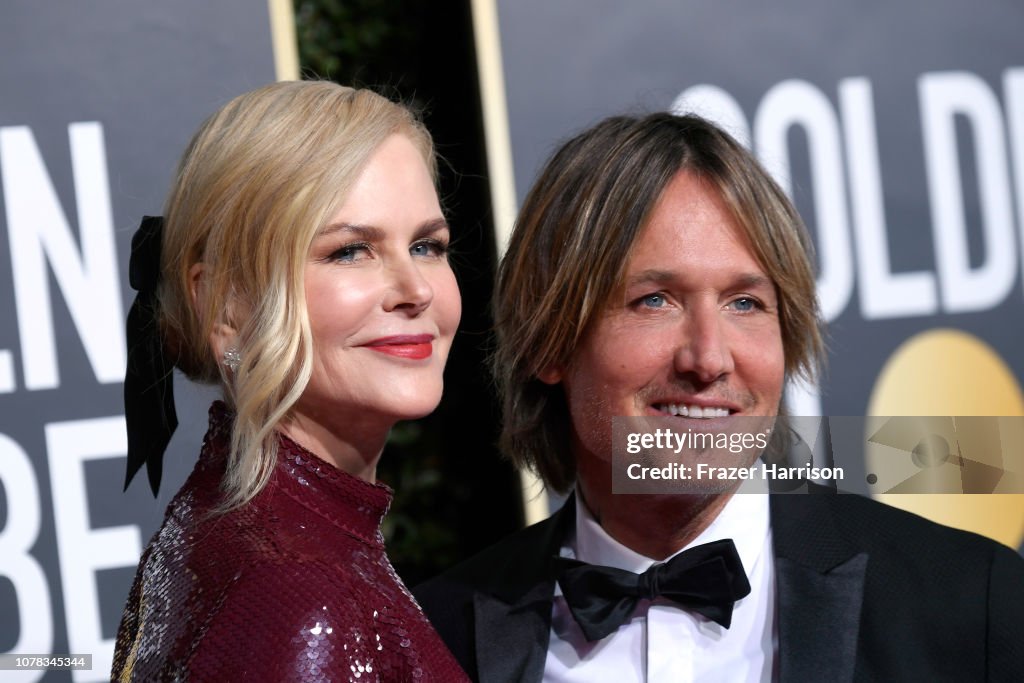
[543,493,776,682]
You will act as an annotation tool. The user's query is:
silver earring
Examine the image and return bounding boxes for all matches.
[223,347,241,372]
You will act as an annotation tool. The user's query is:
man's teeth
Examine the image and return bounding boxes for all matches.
[658,404,730,418]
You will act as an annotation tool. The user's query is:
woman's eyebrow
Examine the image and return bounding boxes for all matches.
[317,218,449,241]
[316,222,386,241]
[414,217,451,238]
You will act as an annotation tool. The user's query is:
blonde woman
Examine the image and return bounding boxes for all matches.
[113,81,468,681]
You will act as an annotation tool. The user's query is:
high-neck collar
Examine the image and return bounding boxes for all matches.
[206,401,393,546]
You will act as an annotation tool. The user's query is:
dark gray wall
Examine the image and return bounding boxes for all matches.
[0,2,278,681]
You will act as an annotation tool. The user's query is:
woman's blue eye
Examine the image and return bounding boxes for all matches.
[335,247,357,261]
[641,294,665,308]
[330,243,369,262]
[411,239,448,258]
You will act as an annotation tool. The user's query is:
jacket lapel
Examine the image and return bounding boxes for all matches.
[474,581,556,683]
[473,498,576,683]
[771,492,867,683]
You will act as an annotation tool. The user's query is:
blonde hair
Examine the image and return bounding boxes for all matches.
[158,81,435,509]
[494,113,823,493]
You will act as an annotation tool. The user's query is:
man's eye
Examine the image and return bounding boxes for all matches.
[731,297,759,312]
[641,294,665,308]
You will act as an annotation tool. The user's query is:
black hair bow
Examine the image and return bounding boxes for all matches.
[123,215,177,496]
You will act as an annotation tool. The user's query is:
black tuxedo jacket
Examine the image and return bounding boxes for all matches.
[416,491,1024,682]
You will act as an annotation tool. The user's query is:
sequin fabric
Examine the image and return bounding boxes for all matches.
[112,402,469,682]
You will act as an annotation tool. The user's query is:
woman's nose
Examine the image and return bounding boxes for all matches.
[383,257,434,314]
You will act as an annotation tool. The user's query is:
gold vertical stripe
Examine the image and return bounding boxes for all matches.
[469,0,518,255]
[267,0,300,81]
[470,0,550,525]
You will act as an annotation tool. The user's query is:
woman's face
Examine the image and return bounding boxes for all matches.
[292,134,461,437]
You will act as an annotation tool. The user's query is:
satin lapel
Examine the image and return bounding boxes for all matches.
[474,581,557,683]
[775,553,867,682]
[771,493,867,683]
[474,497,576,683]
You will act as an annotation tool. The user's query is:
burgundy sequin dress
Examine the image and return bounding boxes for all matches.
[112,402,469,682]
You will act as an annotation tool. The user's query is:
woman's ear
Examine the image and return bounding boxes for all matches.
[537,365,563,385]
[189,262,239,364]
[188,262,206,311]
[208,321,239,366]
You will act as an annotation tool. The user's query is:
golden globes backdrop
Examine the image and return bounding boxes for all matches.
[476,0,1024,551]
[0,1,294,680]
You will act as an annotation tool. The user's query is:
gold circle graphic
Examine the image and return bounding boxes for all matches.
[867,328,1024,549]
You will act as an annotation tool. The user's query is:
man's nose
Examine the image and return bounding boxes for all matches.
[382,257,434,314]
[673,306,734,382]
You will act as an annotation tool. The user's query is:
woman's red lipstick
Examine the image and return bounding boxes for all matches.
[363,334,434,359]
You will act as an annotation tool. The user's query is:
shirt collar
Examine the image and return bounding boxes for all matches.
[570,492,771,580]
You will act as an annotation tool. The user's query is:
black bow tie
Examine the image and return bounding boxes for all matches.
[555,538,752,642]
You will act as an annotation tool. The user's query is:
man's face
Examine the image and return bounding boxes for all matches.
[546,170,785,466]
